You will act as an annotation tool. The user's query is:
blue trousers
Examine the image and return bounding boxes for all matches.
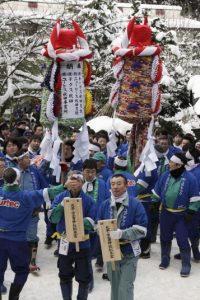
[58,248,92,288]
[26,215,39,242]
[160,209,190,250]
[0,238,30,286]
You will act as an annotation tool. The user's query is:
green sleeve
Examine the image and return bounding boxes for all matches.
[121,226,146,241]
[49,205,64,224]
[47,184,65,200]
[188,201,200,212]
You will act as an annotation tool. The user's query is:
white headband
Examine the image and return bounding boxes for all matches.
[185,151,194,160]
[89,144,100,152]
[17,151,29,160]
[114,157,127,167]
[69,173,84,182]
[6,168,21,186]
[170,155,184,165]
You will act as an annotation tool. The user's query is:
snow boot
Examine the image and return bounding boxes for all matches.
[8,283,23,300]
[28,242,40,273]
[77,285,88,300]
[60,282,72,300]
[0,293,2,300]
[180,249,191,277]
[191,238,200,262]
[159,242,171,269]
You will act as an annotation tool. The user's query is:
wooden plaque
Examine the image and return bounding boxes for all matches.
[98,219,122,263]
[63,198,85,250]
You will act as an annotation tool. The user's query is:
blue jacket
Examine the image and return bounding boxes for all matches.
[20,165,49,191]
[98,166,113,182]
[50,190,97,251]
[0,186,46,241]
[153,170,200,210]
[85,178,110,213]
[135,159,168,201]
[98,196,147,255]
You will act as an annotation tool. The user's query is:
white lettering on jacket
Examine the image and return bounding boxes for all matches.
[0,199,20,208]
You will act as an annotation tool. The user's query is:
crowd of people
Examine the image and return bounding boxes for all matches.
[0,117,200,300]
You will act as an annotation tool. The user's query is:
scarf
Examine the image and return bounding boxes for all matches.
[111,191,128,204]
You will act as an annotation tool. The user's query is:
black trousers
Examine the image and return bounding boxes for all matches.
[58,248,92,287]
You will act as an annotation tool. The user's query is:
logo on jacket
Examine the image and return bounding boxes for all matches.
[0,198,20,208]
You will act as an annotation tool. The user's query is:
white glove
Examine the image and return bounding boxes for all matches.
[110,229,123,240]
[45,200,52,210]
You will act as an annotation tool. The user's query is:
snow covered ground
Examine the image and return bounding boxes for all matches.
[2,216,200,300]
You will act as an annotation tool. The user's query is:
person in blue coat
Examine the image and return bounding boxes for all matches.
[152,152,200,277]
[98,174,147,300]
[93,152,112,182]
[174,146,200,262]
[49,171,97,300]
[82,158,110,291]
[0,167,68,300]
[106,156,137,197]
[16,149,49,272]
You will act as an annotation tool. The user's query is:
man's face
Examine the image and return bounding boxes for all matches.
[67,177,83,194]
[169,160,182,171]
[65,145,73,159]
[111,176,127,197]
[181,139,190,148]
[18,155,30,170]
[96,160,104,170]
[158,138,169,152]
[30,139,41,151]
[83,168,97,182]
[6,142,19,157]
[35,127,43,137]
[97,137,107,151]
[174,135,182,146]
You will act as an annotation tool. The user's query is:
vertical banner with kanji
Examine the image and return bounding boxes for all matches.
[61,61,85,119]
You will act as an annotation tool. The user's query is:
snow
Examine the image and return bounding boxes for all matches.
[87,116,132,136]
[167,45,180,58]
[2,217,200,300]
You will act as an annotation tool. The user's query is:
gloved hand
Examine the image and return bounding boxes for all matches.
[184,209,195,223]
[84,217,95,231]
[110,229,123,240]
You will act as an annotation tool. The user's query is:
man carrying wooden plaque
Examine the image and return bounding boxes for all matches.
[98,174,147,300]
[49,171,96,300]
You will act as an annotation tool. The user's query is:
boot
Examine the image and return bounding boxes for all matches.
[159,242,171,269]
[9,283,23,300]
[180,249,191,277]
[0,293,2,300]
[77,285,88,300]
[191,238,200,262]
[140,238,151,258]
[60,282,72,300]
[174,253,181,260]
[28,242,40,272]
